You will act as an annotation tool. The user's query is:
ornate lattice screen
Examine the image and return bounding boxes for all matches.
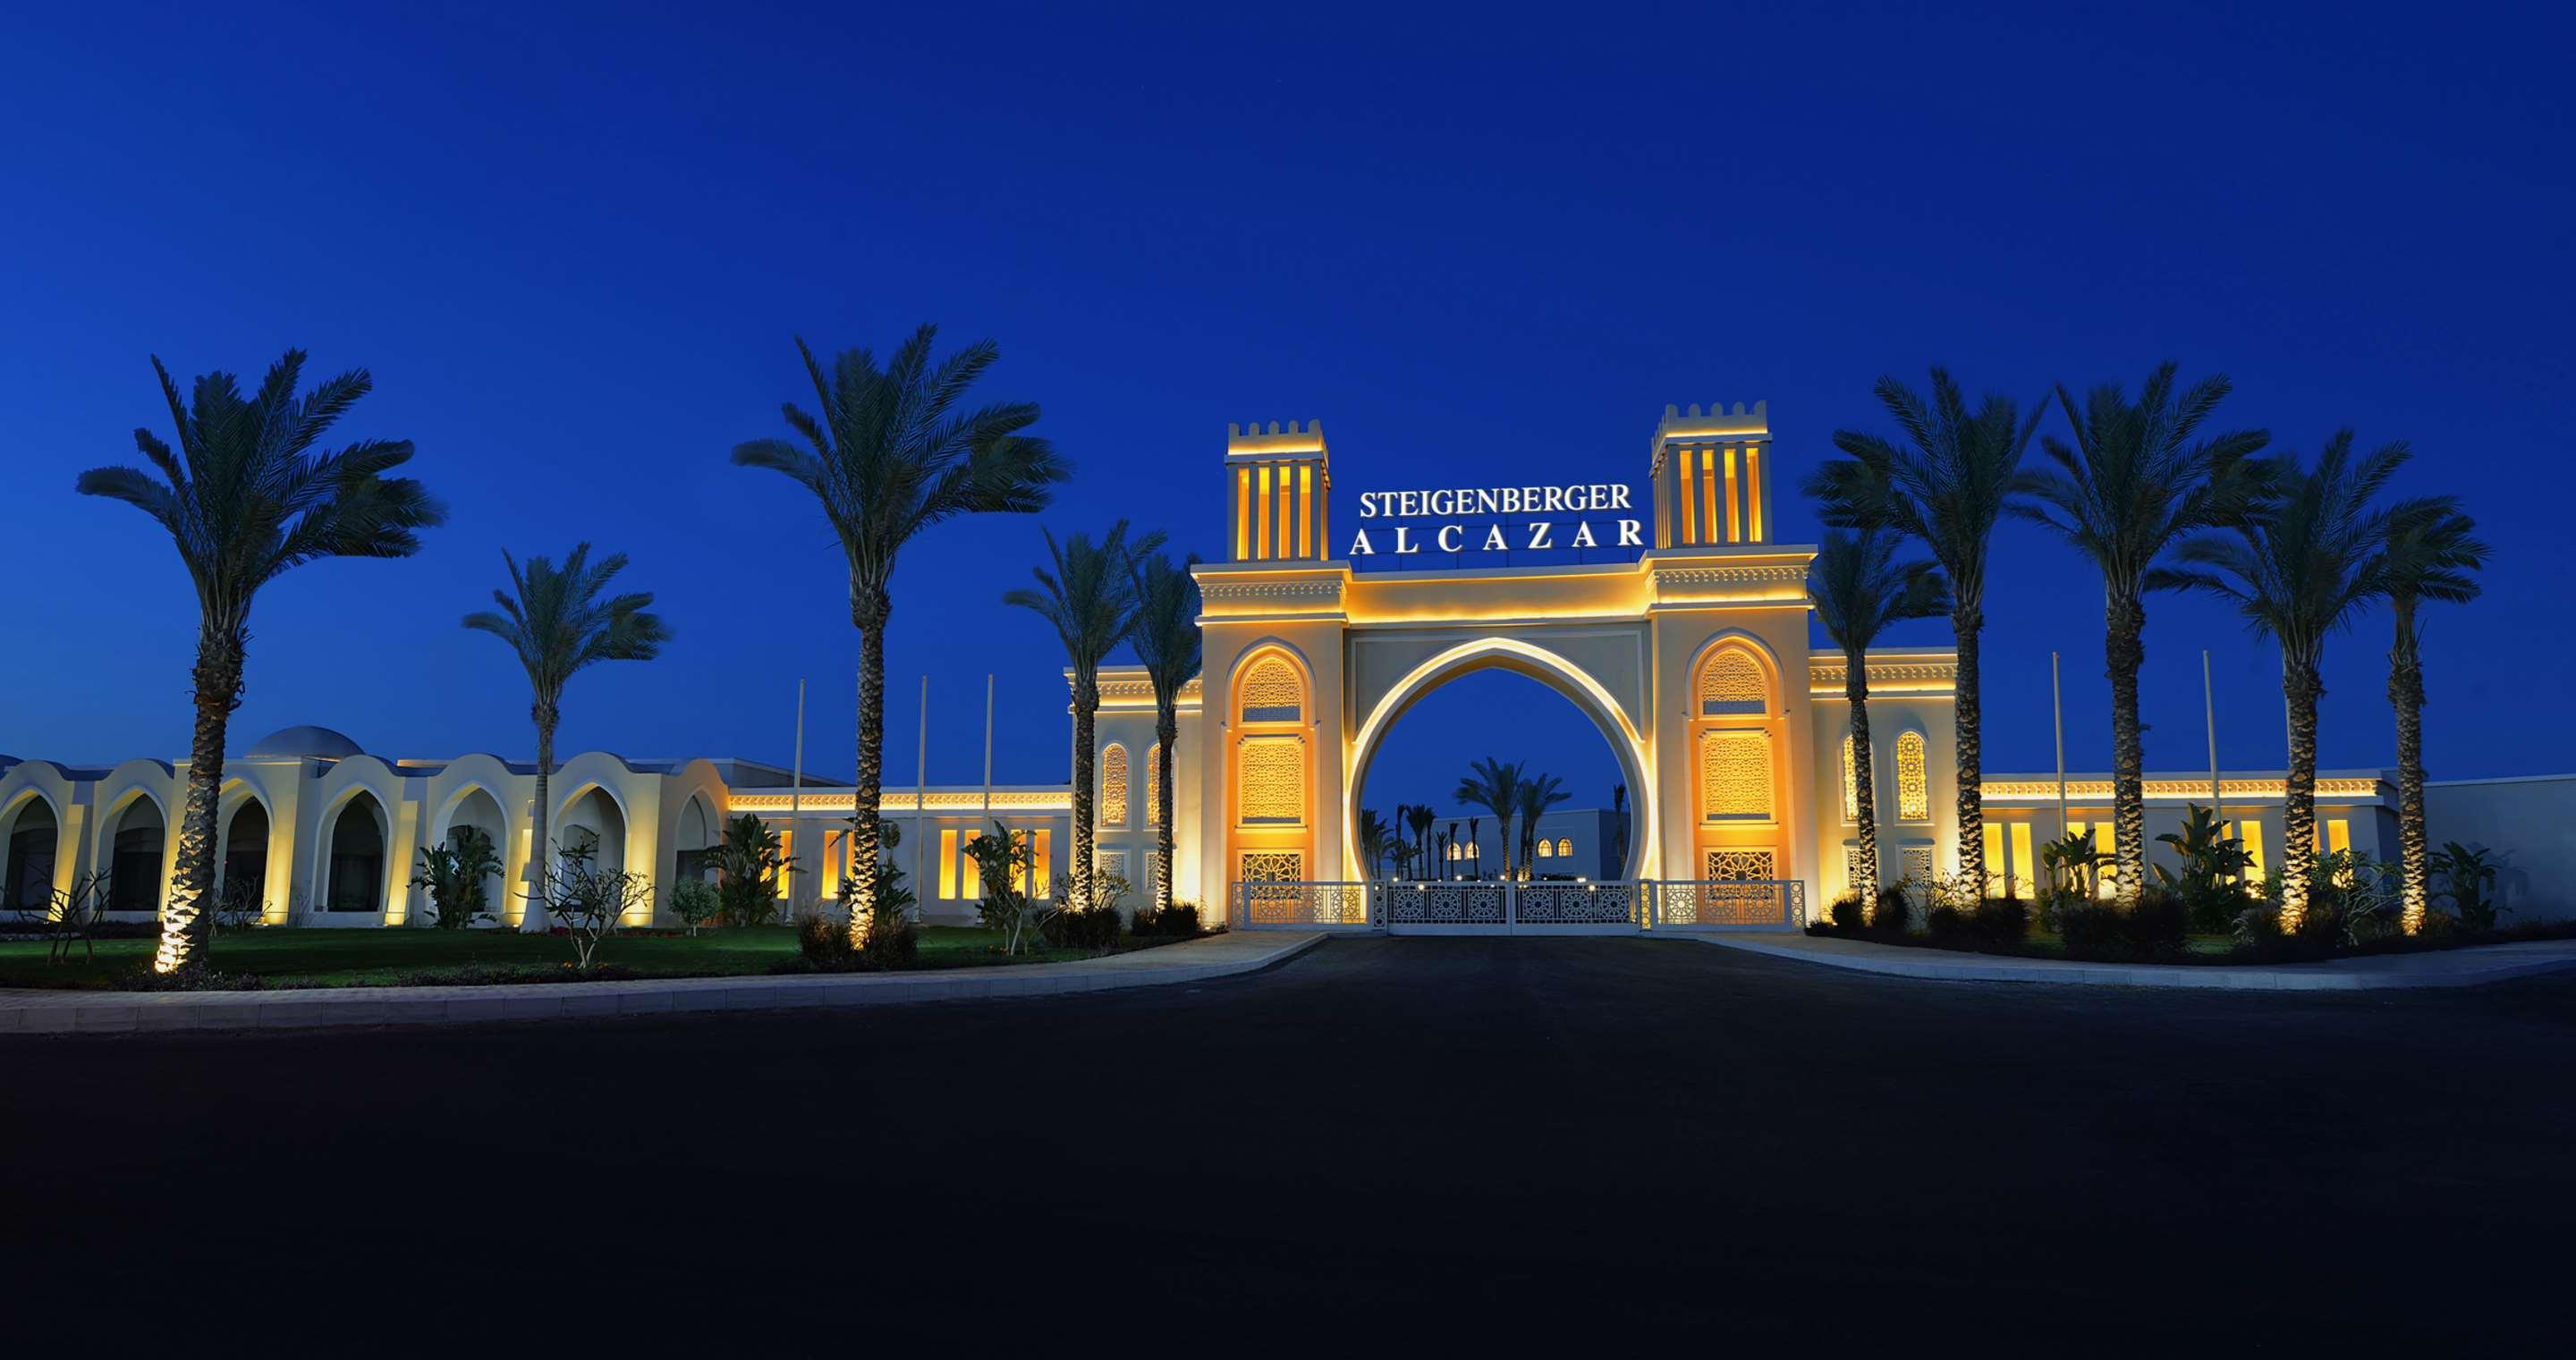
[1098,744,1129,826]
[1902,844,1935,883]
[1706,849,1776,881]
[1699,731,1773,820]
[1239,851,1302,883]
[1698,648,1767,714]
[1238,738,1304,824]
[1240,656,1303,722]
[1895,731,1928,821]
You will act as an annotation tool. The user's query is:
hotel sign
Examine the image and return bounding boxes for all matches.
[1348,483,1643,557]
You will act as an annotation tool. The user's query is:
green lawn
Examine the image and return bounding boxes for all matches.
[0,925,1139,991]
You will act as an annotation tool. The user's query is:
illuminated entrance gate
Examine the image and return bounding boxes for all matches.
[1190,405,1886,936]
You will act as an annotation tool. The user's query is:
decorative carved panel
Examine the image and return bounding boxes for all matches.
[1698,647,1767,714]
[1098,744,1129,827]
[1896,731,1928,822]
[1699,731,1773,820]
[1237,738,1304,824]
[1239,655,1303,722]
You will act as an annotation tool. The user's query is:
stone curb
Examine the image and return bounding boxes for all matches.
[0,932,1327,1035]
[1687,933,2576,991]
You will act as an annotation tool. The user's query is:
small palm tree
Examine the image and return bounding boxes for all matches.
[2378,501,2488,931]
[1006,520,1165,912]
[2018,362,2269,904]
[733,327,1064,942]
[1809,369,2044,894]
[1406,805,1436,880]
[2160,433,2425,928]
[1809,528,1950,901]
[464,545,669,929]
[1513,773,1571,876]
[1358,809,1394,880]
[1454,759,1525,879]
[77,350,444,973]
[1125,547,1202,916]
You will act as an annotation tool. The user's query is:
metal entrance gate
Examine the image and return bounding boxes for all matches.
[1231,878,1809,935]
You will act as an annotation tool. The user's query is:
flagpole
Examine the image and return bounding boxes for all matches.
[2051,651,2067,841]
[979,674,996,882]
[789,678,805,920]
[913,673,928,924]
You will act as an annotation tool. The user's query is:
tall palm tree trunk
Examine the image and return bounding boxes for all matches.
[1068,674,1098,912]
[2280,661,2325,930]
[1153,701,1177,914]
[526,706,557,931]
[1953,604,1988,894]
[2389,602,2430,933]
[849,590,889,943]
[2105,594,2148,906]
[1844,655,1882,912]
[156,627,244,973]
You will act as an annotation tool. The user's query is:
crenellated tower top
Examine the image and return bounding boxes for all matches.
[1226,420,1332,563]
[1649,401,1774,548]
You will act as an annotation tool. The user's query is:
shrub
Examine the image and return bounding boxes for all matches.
[1130,901,1201,939]
[1971,897,2029,944]
[798,911,857,968]
[716,813,788,927]
[1829,891,1866,931]
[1875,885,1913,931]
[2060,891,2187,962]
[668,878,721,936]
[1925,905,1969,941]
[860,915,917,967]
[1043,905,1123,951]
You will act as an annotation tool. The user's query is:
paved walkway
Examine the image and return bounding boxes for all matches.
[1692,931,2576,990]
[0,930,1326,1033]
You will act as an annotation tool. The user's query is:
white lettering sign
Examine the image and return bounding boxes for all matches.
[1352,482,1640,559]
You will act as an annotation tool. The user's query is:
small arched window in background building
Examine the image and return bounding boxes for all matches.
[1535,840,1554,858]
[1556,837,1572,857]
[1099,743,1129,827]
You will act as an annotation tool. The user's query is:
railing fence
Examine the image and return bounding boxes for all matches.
[1230,877,1807,933]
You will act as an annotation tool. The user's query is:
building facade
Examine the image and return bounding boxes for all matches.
[4,403,2564,930]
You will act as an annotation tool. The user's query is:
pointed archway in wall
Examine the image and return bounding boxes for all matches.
[1343,637,1657,882]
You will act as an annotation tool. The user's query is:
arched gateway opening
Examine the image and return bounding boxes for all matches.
[1344,638,1652,887]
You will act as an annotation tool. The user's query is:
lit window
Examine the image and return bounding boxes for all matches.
[1697,647,1767,714]
[1982,823,2007,898]
[2241,819,2267,883]
[1240,655,1302,722]
[1895,731,1928,822]
[937,830,959,900]
[1099,744,1129,827]
[1536,840,1554,858]
[1555,837,1572,857]
[1699,731,1772,820]
[2008,823,2034,900]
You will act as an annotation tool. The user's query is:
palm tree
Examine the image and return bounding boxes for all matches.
[464,545,669,929]
[1358,808,1394,879]
[2018,362,2269,904]
[2160,433,2425,928]
[1454,759,1524,879]
[1405,804,1435,881]
[1125,547,1201,917]
[733,327,1064,942]
[1006,520,1165,912]
[1809,370,2044,894]
[1809,528,1950,903]
[1513,773,1571,877]
[1609,784,1629,878]
[2378,501,2488,931]
[77,350,443,973]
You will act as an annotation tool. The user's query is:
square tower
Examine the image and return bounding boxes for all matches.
[1227,420,1332,563]
[1649,401,1774,548]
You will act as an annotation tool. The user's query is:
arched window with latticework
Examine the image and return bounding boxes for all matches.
[1099,744,1129,827]
[1895,731,1928,822]
[1145,743,1161,826]
[1239,655,1303,722]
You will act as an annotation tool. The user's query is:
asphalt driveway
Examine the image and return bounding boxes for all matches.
[7,937,2569,1346]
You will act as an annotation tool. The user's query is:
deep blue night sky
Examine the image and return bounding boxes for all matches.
[4,2,2570,820]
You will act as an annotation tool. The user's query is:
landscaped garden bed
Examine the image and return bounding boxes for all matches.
[0,924,1204,993]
